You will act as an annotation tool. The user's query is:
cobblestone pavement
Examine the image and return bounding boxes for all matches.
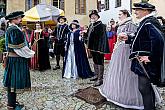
[0,58,165,110]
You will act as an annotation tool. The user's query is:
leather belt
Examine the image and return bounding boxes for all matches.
[8,52,19,57]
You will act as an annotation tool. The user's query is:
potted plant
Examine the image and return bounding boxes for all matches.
[0,37,5,63]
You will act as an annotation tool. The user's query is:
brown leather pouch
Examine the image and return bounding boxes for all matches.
[2,52,8,68]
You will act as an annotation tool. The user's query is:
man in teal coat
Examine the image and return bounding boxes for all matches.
[4,11,34,110]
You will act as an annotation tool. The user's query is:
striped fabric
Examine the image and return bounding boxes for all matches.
[3,57,31,93]
[98,17,144,109]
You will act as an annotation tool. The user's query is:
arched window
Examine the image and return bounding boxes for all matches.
[75,0,86,15]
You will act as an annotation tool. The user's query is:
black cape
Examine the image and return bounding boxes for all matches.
[87,21,109,54]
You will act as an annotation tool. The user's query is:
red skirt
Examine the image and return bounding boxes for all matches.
[30,43,39,70]
[104,35,117,60]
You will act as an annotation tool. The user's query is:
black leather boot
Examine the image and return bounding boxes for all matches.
[93,65,104,87]
[7,92,16,110]
[90,64,98,81]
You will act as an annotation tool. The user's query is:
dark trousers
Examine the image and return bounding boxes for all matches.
[138,76,155,110]
[55,55,61,66]
[7,91,16,108]
[54,42,65,66]
[91,51,104,65]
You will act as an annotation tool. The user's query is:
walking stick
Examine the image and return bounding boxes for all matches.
[133,55,164,104]
[135,55,150,79]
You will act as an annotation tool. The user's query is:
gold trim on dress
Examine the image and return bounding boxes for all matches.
[8,42,25,49]
[3,87,31,94]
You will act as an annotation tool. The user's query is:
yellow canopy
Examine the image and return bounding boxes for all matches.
[22,3,64,22]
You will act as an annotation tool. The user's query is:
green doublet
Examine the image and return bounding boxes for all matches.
[3,25,31,93]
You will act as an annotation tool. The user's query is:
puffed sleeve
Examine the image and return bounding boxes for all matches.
[146,23,164,63]
[124,22,137,44]
[14,46,35,58]
[6,27,35,58]
[7,28,26,49]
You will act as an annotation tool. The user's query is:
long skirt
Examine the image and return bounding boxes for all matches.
[63,44,78,79]
[99,43,144,109]
[30,42,39,70]
[31,39,50,71]
[3,57,31,93]
[104,35,117,60]
[38,37,51,71]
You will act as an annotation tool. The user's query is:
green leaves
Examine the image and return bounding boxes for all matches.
[0,37,5,52]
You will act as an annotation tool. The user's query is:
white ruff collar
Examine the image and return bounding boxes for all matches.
[139,11,157,23]
[118,17,132,26]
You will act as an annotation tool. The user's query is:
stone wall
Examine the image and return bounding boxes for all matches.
[6,0,97,26]
[64,0,97,26]
[6,0,26,14]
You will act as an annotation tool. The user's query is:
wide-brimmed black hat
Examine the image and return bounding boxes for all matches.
[132,2,155,11]
[89,10,100,18]
[57,16,67,22]
[5,11,24,20]
[70,20,80,29]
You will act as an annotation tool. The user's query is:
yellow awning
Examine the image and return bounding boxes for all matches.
[22,3,64,22]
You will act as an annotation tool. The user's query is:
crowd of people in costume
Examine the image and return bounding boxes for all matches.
[1,1,165,110]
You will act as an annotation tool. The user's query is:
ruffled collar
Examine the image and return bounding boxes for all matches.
[58,22,67,26]
[139,11,157,23]
[118,17,132,26]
